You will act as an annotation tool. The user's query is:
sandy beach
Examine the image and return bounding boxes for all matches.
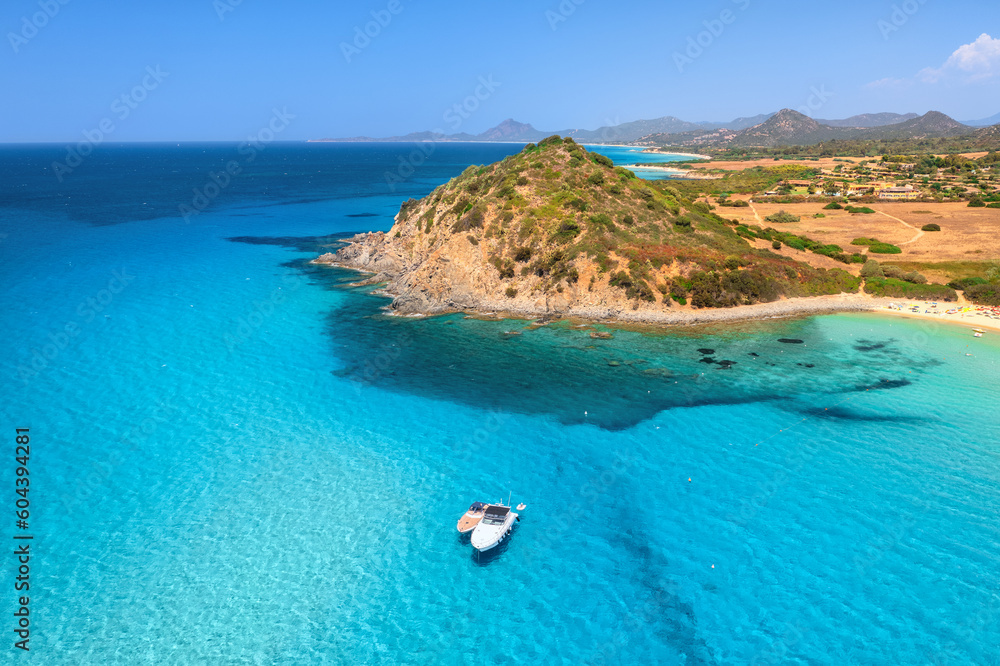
[625,163,721,179]
[874,302,1000,334]
[642,149,711,160]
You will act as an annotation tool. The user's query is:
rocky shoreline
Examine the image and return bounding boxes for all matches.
[313,238,899,328]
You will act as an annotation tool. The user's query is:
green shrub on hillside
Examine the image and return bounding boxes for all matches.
[851,237,877,246]
[947,276,988,291]
[868,242,902,254]
[550,219,581,243]
[451,204,486,232]
[863,278,956,301]
[823,202,843,210]
[882,265,904,279]
[589,213,615,231]
[860,259,883,278]
[608,271,655,302]
[765,210,800,223]
[921,223,941,231]
[592,154,614,168]
[966,283,1000,305]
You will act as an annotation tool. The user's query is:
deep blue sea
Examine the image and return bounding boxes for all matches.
[1,142,998,664]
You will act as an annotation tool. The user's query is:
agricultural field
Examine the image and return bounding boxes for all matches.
[716,200,1000,281]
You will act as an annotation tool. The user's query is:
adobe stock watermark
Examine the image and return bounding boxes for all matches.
[797,85,834,118]
[673,0,751,73]
[545,0,585,31]
[383,75,500,191]
[340,0,405,63]
[213,0,245,21]
[51,66,170,182]
[16,268,136,385]
[878,0,929,40]
[7,0,72,54]
[178,107,294,222]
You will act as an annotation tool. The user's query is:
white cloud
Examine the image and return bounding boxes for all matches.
[867,34,1000,88]
[865,77,909,90]
[919,33,1000,83]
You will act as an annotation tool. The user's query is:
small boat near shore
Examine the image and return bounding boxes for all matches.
[457,501,487,534]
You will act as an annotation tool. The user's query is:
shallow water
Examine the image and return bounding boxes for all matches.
[2,144,998,664]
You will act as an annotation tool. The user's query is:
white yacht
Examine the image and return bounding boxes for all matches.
[470,503,519,552]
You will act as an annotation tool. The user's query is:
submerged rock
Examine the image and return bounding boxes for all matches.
[590,331,613,339]
[697,348,715,355]
[778,338,805,344]
[854,340,888,352]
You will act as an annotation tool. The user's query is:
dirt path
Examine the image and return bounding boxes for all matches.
[877,210,924,245]
[748,200,764,224]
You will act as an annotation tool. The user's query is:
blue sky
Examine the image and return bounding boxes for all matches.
[2,0,999,141]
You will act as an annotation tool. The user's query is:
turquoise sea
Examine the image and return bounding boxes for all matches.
[583,144,696,180]
[1,143,998,664]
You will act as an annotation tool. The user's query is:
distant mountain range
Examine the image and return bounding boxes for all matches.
[962,112,1000,127]
[313,109,997,148]
[640,110,977,147]
[815,112,919,128]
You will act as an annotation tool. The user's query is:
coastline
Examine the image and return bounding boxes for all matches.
[625,163,721,180]
[314,255,965,326]
[641,149,711,160]
[580,144,712,160]
[873,303,1000,334]
[316,253,1000,336]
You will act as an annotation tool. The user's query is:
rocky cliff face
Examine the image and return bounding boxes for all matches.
[316,137,859,317]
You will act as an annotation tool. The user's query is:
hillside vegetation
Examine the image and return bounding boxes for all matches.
[325,138,876,315]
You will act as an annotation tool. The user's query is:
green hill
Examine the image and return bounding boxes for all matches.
[323,137,864,314]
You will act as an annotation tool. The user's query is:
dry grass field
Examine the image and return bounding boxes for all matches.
[687,157,862,172]
[717,200,1000,282]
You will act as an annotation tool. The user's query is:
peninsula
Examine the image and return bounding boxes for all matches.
[315,137,969,324]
